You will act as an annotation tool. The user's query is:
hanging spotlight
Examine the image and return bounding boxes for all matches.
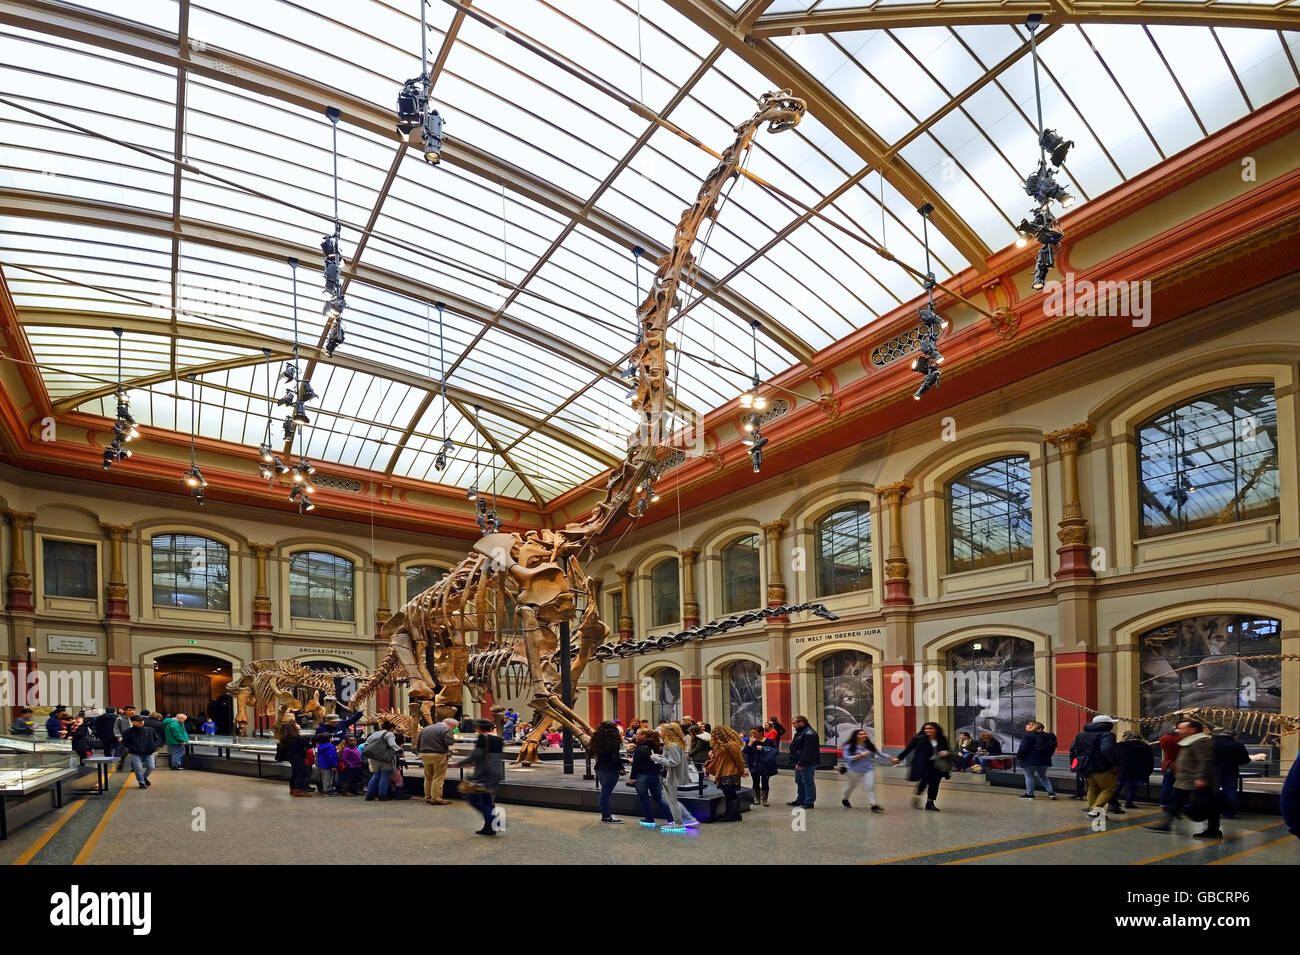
[913,368,941,401]
[324,315,345,357]
[466,484,479,502]
[1039,129,1074,168]
[192,486,205,506]
[102,329,140,470]
[748,433,769,473]
[258,460,273,481]
[282,416,296,441]
[395,3,446,165]
[258,442,273,463]
[292,402,310,426]
[281,362,298,382]
[276,388,297,408]
[273,456,291,475]
[911,203,947,404]
[434,437,453,472]
[740,320,768,413]
[1032,244,1056,291]
[183,464,207,488]
[911,339,944,372]
[321,106,348,355]
[298,380,317,402]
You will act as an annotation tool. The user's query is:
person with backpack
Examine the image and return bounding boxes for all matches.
[362,721,400,801]
[1116,731,1155,808]
[1069,714,1119,817]
[454,719,506,836]
[1016,721,1058,799]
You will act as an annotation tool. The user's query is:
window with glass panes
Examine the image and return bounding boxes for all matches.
[609,590,623,632]
[651,668,681,726]
[815,503,872,596]
[151,534,230,610]
[721,534,761,614]
[1136,384,1278,538]
[947,457,1033,573]
[650,558,679,627]
[405,565,445,601]
[724,660,763,731]
[289,551,355,621]
[42,540,97,598]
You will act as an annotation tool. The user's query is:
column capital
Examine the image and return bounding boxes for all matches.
[678,546,700,562]
[617,567,634,582]
[248,542,275,556]
[4,509,36,526]
[1044,422,1095,451]
[876,480,913,503]
[373,559,396,573]
[760,519,789,537]
[98,522,132,539]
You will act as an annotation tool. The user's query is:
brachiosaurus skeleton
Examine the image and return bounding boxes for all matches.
[352,91,807,752]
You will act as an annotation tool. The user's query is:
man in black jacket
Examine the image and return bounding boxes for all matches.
[786,715,820,809]
[121,714,157,789]
[1212,729,1251,818]
[1069,715,1119,817]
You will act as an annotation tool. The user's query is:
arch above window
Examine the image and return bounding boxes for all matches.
[720,534,761,615]
[1136,383,1278,539]
[814,502,872,597]
[151,533,230,611]
[946,456,1033,573]
[289,551,355,622]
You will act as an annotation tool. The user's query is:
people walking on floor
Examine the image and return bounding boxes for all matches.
[162,712,189,770]
[418,717,456,805]
[313,733,339,794]
[588,720,626,824]
[1144,718,1222,838]
[705,725,748,822]
[454,719,505,836]
[840,728,886,812]
[95,709,118,754]
[275,718,312,796]
[1069,715,1119,817]
[893,722,951,811]
[787,714,821,809]
[69,712,94,762]
[338,736,364,794]
[652,722,698,829]
[362,721,400,801]
[1016,721,1058,799]
[743,725,778,806]
[122,714,157,789]
[1212,729,1250,818]
[114,706,136,767]
[1116,731,1154,807]
[629,729,674,827]
[1157,727,1180,809]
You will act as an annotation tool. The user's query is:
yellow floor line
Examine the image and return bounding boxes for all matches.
[72,773,133,865]
[1133,821,1283,865]
[14,764,121,865]
[941,811,1164,865]
[1207,833,1296,865]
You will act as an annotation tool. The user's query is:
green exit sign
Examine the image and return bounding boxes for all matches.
[186,640,199,645]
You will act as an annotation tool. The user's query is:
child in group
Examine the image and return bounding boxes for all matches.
[338,736,364,795]
[313,733,339,795]
[201,716,217,736]
[546,728,563,748]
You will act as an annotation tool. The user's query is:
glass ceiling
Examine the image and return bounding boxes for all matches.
[0,1,1297,505]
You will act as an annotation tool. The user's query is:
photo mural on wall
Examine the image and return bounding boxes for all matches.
[725,660,763,731]
[945,637,1037,752]
[1139,614,1281,744]
[820,650,875,749]
[652,668,681,726]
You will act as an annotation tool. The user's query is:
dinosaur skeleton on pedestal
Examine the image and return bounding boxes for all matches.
[348,91,815,755]
[227,659,359,737]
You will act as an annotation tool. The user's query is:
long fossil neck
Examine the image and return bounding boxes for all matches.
[563,92,804,550]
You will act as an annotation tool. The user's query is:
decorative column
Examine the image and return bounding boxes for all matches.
[373,560,395,632]
[877,482,913,606]
[617,568,634,643]
[249,544,274,633]
[4,510,36,613]
[1045,423,1096,579]
[761,519,789,626]
[99,523,131,621]
[679,547,700,629]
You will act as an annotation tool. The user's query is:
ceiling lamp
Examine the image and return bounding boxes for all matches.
[466,402,481,501]
[102,327,140,471]
[748,433,768,473]
[183,375,205,505]
[1019,14,1075,291]
[320,106,347,356]
[739,319,768,411]
[911,203,944,402]
[395,0,445,164]
[432,303,454,472]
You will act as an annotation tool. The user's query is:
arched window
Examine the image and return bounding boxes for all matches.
[650,558,680,627]
[649,668,680,725]
[41,540,96,598]
[723,660,763,731]
[815,503,872,596]
[1139,614,1280,744]
[818,650,874,749]
[405,564,445,601]
[947,456,1032,572]
[151,534,230,610]
[1136,384,1278,538]
[945,637,1036,751]
[721,534,761,614]
[608,589,623,633]
[289,551,355,622]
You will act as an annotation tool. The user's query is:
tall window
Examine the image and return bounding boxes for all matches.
[650,558,679,627]
[947,456,1033,572]
[721,534,760,614]
[724,660,763,731]
[405,565,445,601]
[650,669,681,725]
[42,540,96,598]
[815,503,872,596]
[1137,384,1278,538]
[151,534,230,610]
[946,637,1036,752]
[1139,614,1280,744]
[819,650,874,749]
[609,590,623,633]
[289,551,355,622]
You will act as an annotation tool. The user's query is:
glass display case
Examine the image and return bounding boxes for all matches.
[0,734,75,754]
[0,751,79,793]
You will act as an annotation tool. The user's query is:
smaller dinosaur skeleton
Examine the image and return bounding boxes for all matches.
[226,659,358,737]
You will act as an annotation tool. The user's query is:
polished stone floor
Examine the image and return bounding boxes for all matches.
[4,764,1297,866]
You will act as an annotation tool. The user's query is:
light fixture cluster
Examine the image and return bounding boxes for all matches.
[912,204,947,402]
[467,404,501,533]
[288,456,317,513]
[395,1,445,165]
[102,327,139,470]
[740,320,771,473]
[634,465,662,516]
[1015,15,1076,291]
[321,106,347,357]
[431,303,454,472]
[182,375,206,505]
